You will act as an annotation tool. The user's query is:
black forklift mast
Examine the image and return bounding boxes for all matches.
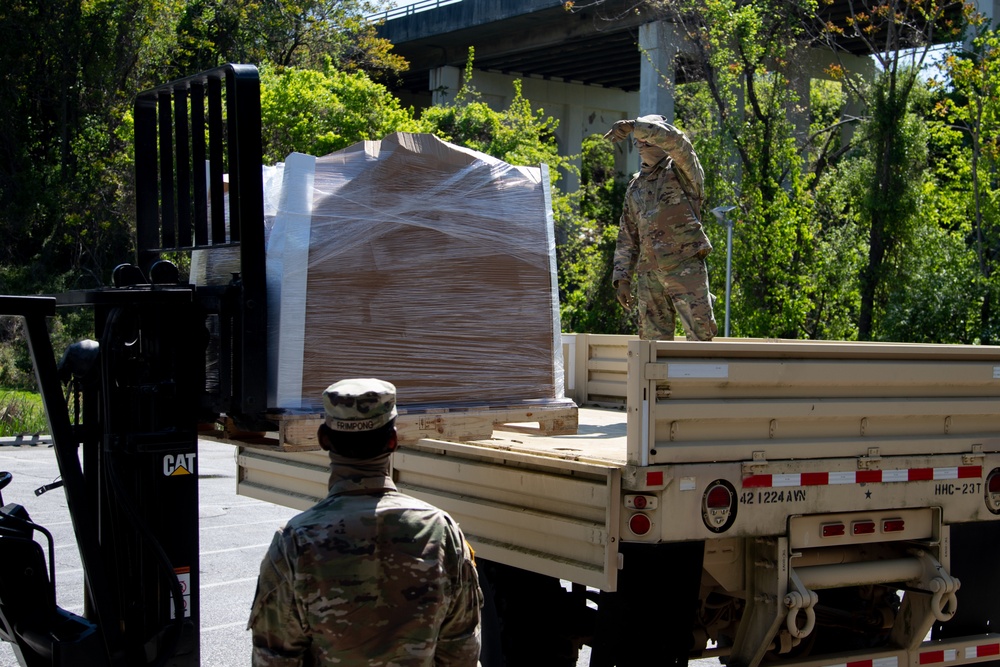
[0,64,269,666]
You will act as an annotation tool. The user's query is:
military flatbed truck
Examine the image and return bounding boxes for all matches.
[233,332,1000,667]
[2,64,1000,667]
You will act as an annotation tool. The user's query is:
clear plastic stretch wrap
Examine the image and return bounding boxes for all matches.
[265,132,565,412]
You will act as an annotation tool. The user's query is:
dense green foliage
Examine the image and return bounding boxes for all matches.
[558,136,630,333]
[931,24,1000,342]
[0,389,47,437]
[260,61,424,163]
[0,0,402,391]
[2,0,1000,398]
[623,0,996,342]
[418,51,567,173]
[169,0,406,78]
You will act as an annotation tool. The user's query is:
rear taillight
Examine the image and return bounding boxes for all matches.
[852,519,876,535]
[624,494,657,510]
[986,469,1000,514]
[703,481,737,532]
[706,485,731,509]
[989,471,1000,493]
[822,522,846,538]
[628,512,652,536]
[882,518,905,533]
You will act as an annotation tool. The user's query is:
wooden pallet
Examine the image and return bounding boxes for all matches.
[208,400,579,452]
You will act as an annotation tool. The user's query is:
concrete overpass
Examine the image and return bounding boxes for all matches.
[377,0,998,187]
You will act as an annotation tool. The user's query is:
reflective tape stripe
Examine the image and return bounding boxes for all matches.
[824,656,898,667]
[920,643,1000,664]
[742,466,982,489]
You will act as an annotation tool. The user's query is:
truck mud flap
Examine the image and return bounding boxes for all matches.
[933,521,1000,660]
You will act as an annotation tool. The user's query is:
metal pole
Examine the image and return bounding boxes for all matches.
[710,206,736,338]
[724,221,732,337]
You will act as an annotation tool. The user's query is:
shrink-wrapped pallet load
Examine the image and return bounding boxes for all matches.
[265,133,566,414]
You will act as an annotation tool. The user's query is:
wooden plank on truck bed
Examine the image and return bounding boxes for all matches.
[207,399,579,451]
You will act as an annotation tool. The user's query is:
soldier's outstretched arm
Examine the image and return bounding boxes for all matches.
[632,117,705,202]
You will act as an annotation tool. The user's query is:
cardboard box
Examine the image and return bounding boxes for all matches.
[265,133,564,411]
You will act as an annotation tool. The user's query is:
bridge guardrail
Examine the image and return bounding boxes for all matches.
[368,0,463,22]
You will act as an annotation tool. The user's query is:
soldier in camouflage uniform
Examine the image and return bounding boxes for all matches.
[606,115,718,340]
[248,378,483,666]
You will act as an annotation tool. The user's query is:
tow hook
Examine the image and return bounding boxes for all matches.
[784,567,818,640]
[913,550,960,622]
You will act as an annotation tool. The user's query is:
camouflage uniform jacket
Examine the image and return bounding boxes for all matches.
[249,473,482,666]
[612,120,712,283]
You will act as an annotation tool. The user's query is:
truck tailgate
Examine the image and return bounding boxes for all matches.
[236,422,626,591]
[394,438,622,591]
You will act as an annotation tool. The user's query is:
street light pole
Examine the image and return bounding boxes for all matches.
[710,206,736,337]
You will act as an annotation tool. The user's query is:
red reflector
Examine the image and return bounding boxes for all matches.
[706,485,732,509]
[852,520,876,535]
[633,495,648,509]
[822,522,845,537]
[883,518,905,533]
[629,513,652,536]
[921,651,945,665]
[979,644,1000,657]
[988,472,1000,493]
[646,471,664,486]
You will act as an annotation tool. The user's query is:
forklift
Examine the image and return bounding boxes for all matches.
[0,64,270,666]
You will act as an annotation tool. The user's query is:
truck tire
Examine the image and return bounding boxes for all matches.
[932,522,1000,666]
[477,559,579,667]
[591,541,704,667]
[478,562,505,667]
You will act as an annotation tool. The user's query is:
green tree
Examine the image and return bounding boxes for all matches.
[559,135,630,333]
[259,62,423,163]
[933,25,1000,342]
[171,0,405,80]
[817,0,971,339]
[0,0,174,293]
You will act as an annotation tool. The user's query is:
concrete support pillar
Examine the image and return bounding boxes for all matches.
[460,69,640,185]
[790,49,876,151]
[838,52,876,146]
[974,0,999,25]
[638,21,679,120]
[788,58,813,147]
[430,66,462,106]
[556,102,584,194]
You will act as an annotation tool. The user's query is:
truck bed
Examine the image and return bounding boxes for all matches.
[233,335,1000,592]
[470,406,629,464]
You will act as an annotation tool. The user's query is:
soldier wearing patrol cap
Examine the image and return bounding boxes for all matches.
[249,378,483,666]
[606,115,718,341]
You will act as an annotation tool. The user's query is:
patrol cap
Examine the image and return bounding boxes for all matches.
[636,114,669,124]
[323,378,398,433]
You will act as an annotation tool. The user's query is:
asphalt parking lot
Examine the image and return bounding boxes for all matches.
[0,438,298,667]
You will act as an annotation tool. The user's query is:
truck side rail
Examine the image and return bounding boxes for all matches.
[561,333,632,407]
[133,64,267,420]
[627,339,1000,465]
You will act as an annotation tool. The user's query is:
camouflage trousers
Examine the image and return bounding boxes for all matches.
[635,256,717,341]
